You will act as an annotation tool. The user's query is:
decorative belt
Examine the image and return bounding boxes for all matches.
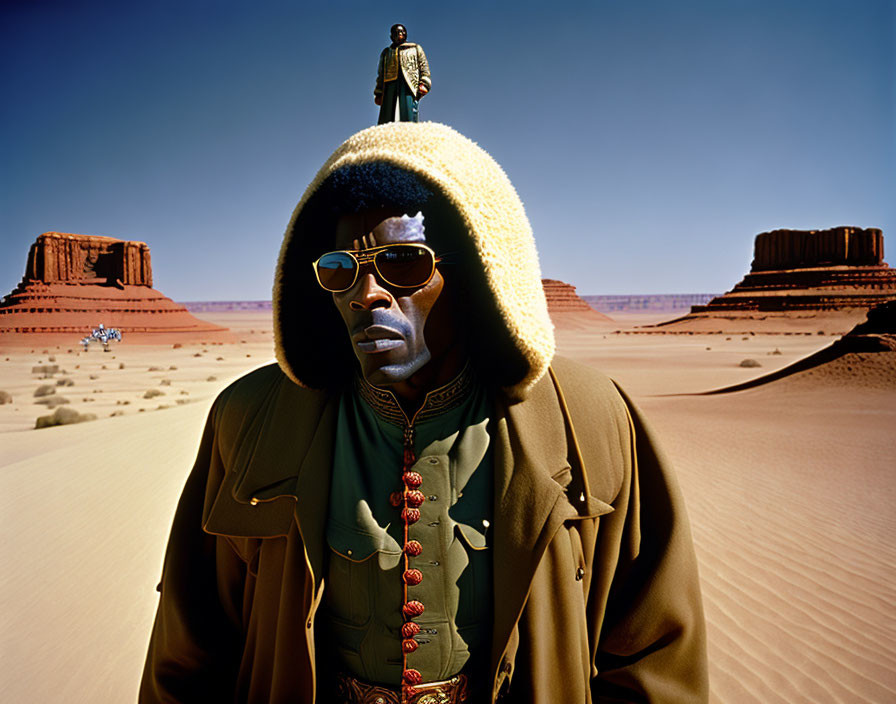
[334,672,470,704]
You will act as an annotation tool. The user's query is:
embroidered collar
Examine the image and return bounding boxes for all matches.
[355,363,475,428]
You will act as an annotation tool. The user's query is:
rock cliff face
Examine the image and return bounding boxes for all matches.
[0,232,227,336]
[690,227,896,315]
[541,279,612,327]
[751,227,884,271]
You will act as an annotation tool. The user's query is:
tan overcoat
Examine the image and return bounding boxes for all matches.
[142,123,706,702]
[140,357,707,702]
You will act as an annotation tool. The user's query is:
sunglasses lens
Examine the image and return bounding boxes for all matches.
[316,252,357,291]
[376,245,434,287]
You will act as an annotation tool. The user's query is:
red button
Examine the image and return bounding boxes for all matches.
[402,638,419,653]
[403,669,423,685]
[402,471,423,488]
[402,508,420,524]
[406,490,425,507]
[403,569,423,585]
[404,540,423,556]
[401,622,420,638]
[389,491,404,508]
[403,600,425,617]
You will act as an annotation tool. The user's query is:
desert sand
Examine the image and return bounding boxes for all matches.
[1,310,894,702]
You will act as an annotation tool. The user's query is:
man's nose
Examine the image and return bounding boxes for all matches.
[349,272,393,311]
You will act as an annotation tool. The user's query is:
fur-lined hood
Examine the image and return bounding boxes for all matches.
[273,122,554,398]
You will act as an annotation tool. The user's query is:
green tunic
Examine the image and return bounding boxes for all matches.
[322,367,493,685]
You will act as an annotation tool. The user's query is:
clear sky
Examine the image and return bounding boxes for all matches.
[2,0,893,300]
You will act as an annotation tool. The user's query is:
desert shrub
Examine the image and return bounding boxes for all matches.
[119,362,126,369]
[168,365,178,370]
[35,406,97,429]
[89,374,99,380]
[56,378,75,386]
[216,357,224,361]
[173,343,182,349]
[32,364,59,377]
[0,390,12,404]
[206,376,217,382]
[144,389,165,399]
[148,366,162,371]
[110,411,124,417]
[48,355,56,362]
[739,359,761,368]
[160,379,171,386]
[34,385,56,397]
[193,353,203,358]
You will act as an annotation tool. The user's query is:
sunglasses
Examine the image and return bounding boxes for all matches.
[312,243,442,293]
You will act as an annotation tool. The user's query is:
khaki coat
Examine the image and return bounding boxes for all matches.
[140,356,707,703]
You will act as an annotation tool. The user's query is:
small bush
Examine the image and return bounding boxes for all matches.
[144,389,165,399]
[168,365,178,370]
[148,366,162,371]
[206,376,217,382]
[0,390,12,404]
[34,385,56,397]
[119,362,126,369]
[173,343,182,349]
[32,364,59,377]
[35,406,97,429]
[56,378,75,386]
[160,379,171,386]
[89,374,99,380]
[739,359,761,368]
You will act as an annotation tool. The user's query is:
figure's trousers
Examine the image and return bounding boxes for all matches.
[378,79,418,123]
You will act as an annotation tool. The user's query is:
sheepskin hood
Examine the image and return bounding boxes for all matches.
[273,122,554,397]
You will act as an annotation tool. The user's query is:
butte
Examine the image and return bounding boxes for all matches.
[0,232,228,342]
[541,278,614,329]
[653,226,896,334]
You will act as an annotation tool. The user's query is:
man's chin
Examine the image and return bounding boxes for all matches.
[360,354,429,388]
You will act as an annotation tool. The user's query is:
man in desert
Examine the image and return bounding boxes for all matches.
[375,24,431,124]
[141,122,707,703]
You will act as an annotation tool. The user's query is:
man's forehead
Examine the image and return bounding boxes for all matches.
[334,210,426,249]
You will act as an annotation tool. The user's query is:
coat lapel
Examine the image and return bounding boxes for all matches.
[205,367,338,596]
[490,370,614,677]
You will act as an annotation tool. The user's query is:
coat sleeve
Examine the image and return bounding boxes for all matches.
[416,45,431,91]
[139,400,247,703]
[375,48,386,97]
[592,385,708,703]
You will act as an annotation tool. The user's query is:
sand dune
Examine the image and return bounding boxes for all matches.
[1,311,894,702]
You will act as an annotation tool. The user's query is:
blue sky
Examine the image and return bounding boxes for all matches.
[2,0,893,300]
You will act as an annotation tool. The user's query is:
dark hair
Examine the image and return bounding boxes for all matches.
[391,24,406,35]
[306,162,459,254]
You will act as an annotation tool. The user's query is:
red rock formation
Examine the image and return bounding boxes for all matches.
[0,232,227,336]
[541,279,613,326]
[752,227,883,271]
[690,227,896,315]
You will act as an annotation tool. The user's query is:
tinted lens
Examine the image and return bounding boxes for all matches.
[316,252,358,291]
[375,245,434,287]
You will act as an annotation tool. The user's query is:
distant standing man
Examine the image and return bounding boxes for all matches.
[375,24,431,124]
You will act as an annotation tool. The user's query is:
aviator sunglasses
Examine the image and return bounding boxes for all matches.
[312,243,443,293]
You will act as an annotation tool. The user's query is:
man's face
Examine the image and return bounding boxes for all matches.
[391,26,407,44]
[329,210,452,388]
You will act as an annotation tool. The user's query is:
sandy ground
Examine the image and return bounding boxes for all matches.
[1,310,894,702]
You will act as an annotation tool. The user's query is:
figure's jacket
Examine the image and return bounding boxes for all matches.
[140,123,708,703]
[375,42,431,99]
